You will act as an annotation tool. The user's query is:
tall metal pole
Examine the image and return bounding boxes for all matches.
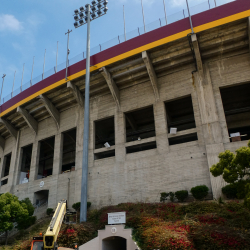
[31,57,35,86]
[80,3,91,223]
[1,74,6,104]
[141,0,146,33]
[186,0,194,33]
[163,0,167,25]
[42,49,46,80]
[56,41,59,73]
[21,63,25,91]
[65,29,72,80]
[123,5,126,41]
[12,71,16,98]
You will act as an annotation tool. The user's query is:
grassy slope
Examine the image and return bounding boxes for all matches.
[2,201,250,250]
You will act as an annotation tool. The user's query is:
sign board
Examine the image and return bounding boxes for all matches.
[108,212,126,224]
[230,132,240,138]
[39,181,44,188]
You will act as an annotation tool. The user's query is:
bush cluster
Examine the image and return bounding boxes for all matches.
[160,185,209,203]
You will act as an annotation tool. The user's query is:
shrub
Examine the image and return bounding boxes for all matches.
[169,192,175,202]
[46,208,54,216]
[175,190,188,202]
[222,184,237,199]
[244,183,250,210]
[87,202,91,209]
[72,202,91,212]
[191,185,209,200]
[160,192,169,202]
[72,202,81,211]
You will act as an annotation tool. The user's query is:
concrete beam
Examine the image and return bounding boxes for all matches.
[39,94,60,129]
[248,17,250,52]
[191,33,203,74]
[142,51,160,100]
[0,118,18,139]
[67,81,84,108]
[100,67,120,109]
[17,106,38,134]
[0,136,5,150]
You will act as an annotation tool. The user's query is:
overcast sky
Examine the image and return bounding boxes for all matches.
[0,0,233,100]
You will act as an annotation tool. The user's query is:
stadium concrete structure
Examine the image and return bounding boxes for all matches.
[0,0,250,209]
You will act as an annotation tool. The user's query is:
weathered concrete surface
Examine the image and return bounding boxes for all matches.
[0,18,250,208]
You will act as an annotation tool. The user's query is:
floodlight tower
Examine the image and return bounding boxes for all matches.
[73,0,108,223]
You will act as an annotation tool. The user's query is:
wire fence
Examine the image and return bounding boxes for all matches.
[1,0,236,105]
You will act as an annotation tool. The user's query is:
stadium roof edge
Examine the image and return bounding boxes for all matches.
[1,0,250,117]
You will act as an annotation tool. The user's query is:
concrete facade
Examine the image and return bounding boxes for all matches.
[0,15,250,210]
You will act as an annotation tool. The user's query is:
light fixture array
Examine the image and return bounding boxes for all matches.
[73,0,108,28]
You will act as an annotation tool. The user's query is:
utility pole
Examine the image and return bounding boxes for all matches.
[163,0,167,25]
[12,71,16,98]
[65,29,72,80]
[1,74,6,105]
[141,0,146,33]
[123,5,126,41]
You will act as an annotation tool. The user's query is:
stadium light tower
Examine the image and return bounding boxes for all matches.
[73,0,108,223]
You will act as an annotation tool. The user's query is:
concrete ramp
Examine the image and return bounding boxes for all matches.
[79,225,139,250]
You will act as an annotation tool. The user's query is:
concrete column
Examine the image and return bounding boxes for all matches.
[194,64,226,199]
[8,131,20,190]
[29,140,40,181]
[115,108,126,162]
[53,133,63,175]
[154,101,169,154]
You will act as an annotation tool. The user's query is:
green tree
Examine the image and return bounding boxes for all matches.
[210,141,250,205]
[0,193,30,245]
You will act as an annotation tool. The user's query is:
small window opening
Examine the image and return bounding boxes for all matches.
[62,128,76,173]
[220,83,250,142]
[95,117,115,149]
[126,141,157,154]
[125,106,155,143]
[94,150,115,160]
[19,144,33,184]
[37,137,55,179]
[2,153,11,178]
[1,178,8,186]
[169,133,198,146]
[165,96,196,133]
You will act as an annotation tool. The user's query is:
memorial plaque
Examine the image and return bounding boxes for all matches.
[108,212,126,224]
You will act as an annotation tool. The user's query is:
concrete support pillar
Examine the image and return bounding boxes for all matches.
[154,101,169,154]
[194,64,226,199]
[29,140,40,181]
[53,133,63,175]
[8,131,20,191]
[115,108,126,162]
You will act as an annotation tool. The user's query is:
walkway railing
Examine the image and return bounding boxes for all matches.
[1,0,235,105]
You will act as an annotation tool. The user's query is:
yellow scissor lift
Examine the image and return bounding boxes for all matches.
[31,200,77,250]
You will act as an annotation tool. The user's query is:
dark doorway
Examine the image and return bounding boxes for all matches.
[220,83,250,142]
[1,153,12,178]
[34,190,49,207]
[19,144,33,184]
[95,117,115,149]
[125,106,155,143]
[102,236,126,250]
[37,137,55,179]
[62,128,76,173]
[165,95,196,133]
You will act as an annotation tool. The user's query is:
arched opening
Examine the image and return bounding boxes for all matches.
[102,236,127,250]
